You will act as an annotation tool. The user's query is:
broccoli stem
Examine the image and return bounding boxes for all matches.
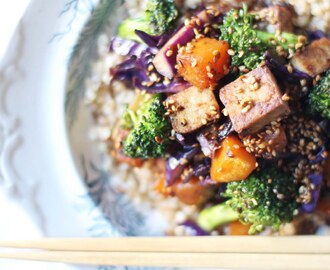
[118,18,151,43]
[256,30,299,50]
[126,109,139,127]
[197,203,239,231]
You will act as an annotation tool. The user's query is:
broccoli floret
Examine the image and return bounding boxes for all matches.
[220,5,304,71]
[118,0,178,41]
[122,93,171,159]
[224,168,299,234]
[197,168,299,234]
[308,70,330,119]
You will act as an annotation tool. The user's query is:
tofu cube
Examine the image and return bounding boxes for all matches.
[257,5,294,33]
[165,86,220,134]
[291,38,330,77]
[219,66,290,135]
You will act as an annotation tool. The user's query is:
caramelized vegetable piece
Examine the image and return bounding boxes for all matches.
[290,38,330,77]
[155,176,213,205]
[165,86,220,134]
[172,177,213,205]
[154,177,172,196]
[176,38,230,89]
[211,135,257,182]
[228,221,251,235]
[112,150,144,167]
[153,10,210,79]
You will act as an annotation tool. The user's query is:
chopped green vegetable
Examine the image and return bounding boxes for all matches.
[197,203,238,231]
[220,5,304,71]
[223,168,299,234]
[309,70,330,119]
[122,93,171,159]
[118,0,178,42]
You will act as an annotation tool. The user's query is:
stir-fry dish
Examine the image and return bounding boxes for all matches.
[88,0,330,235]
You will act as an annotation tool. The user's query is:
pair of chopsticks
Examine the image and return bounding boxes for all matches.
[0,236,330,269]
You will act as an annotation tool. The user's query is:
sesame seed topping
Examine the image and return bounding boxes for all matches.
[287,64,293,73]
[227,49,235,56]
[166,50,173,57]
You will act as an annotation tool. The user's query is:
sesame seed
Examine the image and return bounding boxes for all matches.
[207,72,214,78]
[251,198,258,206]
[193,28,199,36]
[155,136,163,144]
[166,50,173,57]
[180,158,188,165]
[201,118,207,125]
[227,49,235,56]
[191,59,197,67]
[282,93,290,101]
[147,64,154,72]
[233,144,240,149]
[206,65,211,72]
[241,104,252,114]
[236,88,244,94]
[287,64,293,73]
[222,108,228,116]
[298,35,306,44]
[300,79,307,86]
[213,50,219,56]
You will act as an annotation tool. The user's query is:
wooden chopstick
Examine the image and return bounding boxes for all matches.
[0,237,330,269]
[0,251,329,269]
[0,236,329,254]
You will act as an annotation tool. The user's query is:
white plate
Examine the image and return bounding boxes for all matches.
[0,0,181,269]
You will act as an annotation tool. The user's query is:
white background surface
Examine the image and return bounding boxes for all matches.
[0,0,72,268]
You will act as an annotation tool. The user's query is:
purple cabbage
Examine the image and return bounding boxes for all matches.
[301,174,323,213]
[135,30,172,48]
[308,30,327,42]
[311,147,327,165]
[165,144,200,186]
[265,51,313,85]
[109,36,157,57]
[197,125,220,157]
[199,176,219,186]
[301,147,327,213]
[180,220,210,236]
[110,44,190,93]
[218,120,234,142]
[194,158,211,177]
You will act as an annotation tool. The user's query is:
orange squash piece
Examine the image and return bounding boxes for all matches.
[210,135,257,182]
[155,176,213,205]
[176,38,230,89]
[228,221,251,235]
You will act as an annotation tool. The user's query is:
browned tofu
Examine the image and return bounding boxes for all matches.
[165,86,220,134]
[291,38,330,77]
[219,66,290,135]
[257,5,294,33]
